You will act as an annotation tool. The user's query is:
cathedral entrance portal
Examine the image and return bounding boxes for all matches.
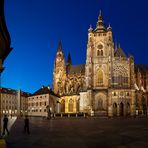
[94,93,107,116]
[113,103,117,116]
[126,103,130,116]
[119,102,124,116]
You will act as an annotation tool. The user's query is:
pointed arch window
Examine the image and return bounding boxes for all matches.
[68,99,74,112]
[97,50,100,56]
[97,50,103,56]
[97,69,103,85]
[61,100,65,113]
[101,50,103,56]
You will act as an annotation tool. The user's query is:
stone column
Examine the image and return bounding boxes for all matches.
[56,102,60,113]
[73,98,77,113]
[108,91,113,117]
[130,90,136,117]
[117,104,120,117]
[108,106,113,117]
[88,90,93,115]
[65,97,68,113]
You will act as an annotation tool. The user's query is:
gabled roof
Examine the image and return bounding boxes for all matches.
[0,87,31,97]
[114,47,126,58]
[1,87,16,95]
[21,91,31,97]
[33,86,59,97]
[68,64,85,75]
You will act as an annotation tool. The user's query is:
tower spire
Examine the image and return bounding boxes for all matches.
[57,40,62,52]
[67,52,72,65]
[56,40,65,59]
[95,10,106,32]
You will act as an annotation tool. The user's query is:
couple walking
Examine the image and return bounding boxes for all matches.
[2,114,30,136]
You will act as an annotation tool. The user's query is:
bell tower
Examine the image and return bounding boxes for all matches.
[85,11,114,89]
[52,41,66,95]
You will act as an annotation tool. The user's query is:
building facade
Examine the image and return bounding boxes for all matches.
[52,12,148,117]
[134,65,148,115]
[1,88,30,116]
[27,86,59,117]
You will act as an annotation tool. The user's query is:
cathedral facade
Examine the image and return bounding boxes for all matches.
[52,12,148,117]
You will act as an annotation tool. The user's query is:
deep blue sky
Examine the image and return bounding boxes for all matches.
[2,0,148,93]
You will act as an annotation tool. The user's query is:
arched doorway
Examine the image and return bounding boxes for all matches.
[113,103,117,116]
[68,99,74,112]
[126,103,130,116]
[61,100,65,113]
[76,99,79,112]
[142,97,147,115]
[119,102,124,116]
[98,99,103,110]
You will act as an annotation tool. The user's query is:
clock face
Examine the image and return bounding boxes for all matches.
[97,44,103,49]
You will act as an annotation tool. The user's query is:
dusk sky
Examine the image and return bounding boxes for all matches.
[3,0,148,93]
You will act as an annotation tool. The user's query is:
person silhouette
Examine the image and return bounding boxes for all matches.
[2,114,9,136]
[24,115,30,134]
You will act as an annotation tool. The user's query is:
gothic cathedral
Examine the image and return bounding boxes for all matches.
[52,11,145,117]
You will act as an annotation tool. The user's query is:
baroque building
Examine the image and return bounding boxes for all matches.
[27,86,59,117]
[52,11,148,117]
[1,87,30,116]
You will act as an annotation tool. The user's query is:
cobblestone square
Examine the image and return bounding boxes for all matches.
[5,117,148,148]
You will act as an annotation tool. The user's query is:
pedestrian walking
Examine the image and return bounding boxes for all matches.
[24,115,30,134]
[2,114,9,136]
[47,107,51,120]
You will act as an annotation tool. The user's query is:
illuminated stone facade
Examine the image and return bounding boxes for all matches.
[135,65,148,115]
[52,12,148,117]
[27,86,59,117]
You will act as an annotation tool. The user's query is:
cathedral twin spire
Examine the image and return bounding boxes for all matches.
[56,41,72,65]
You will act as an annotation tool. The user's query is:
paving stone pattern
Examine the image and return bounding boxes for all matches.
[5,117,148,148]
